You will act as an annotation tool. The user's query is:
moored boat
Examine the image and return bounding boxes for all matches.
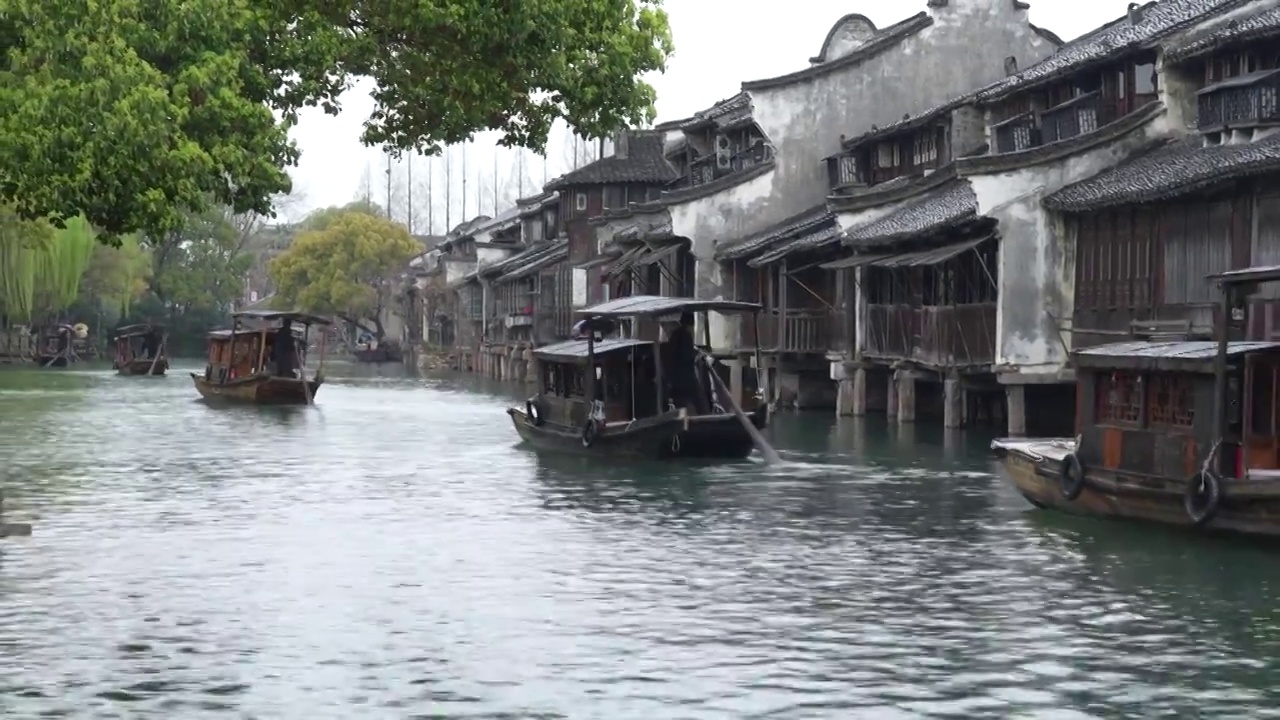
[993,264,1280,538]
[33,324,77,367]
[508,295,770,460]
[191,310,330,405]
[112,323,168,375]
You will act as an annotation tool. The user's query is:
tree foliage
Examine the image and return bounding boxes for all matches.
[269,210,420,337]
[0,0,673,239]
[78,235,151,316]
[147,208,253,312]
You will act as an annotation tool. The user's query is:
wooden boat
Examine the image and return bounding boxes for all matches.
[33,324,77,367]
[508,295,769,460]
[353,342,403,363]
[112,323,168,375]
[992,264,1280,538]
[191,310,330,405]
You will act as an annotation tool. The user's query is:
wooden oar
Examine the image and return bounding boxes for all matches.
[699,352,781,465]
[147,335,166,375]
[296,345,313,405]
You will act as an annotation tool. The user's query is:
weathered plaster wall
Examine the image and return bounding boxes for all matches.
[668,0,1058,350]
[443,259,473,286]
[972,112,1175,377]
[745,1,1059,240]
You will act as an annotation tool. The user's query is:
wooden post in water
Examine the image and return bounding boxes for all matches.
[0,492,33,538]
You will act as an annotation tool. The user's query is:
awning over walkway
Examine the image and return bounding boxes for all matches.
[866,235,991,268]
[605,241,684,276]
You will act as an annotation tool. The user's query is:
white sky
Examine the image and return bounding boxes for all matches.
[283,0,1136,232]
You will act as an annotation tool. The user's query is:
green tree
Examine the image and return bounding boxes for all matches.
[269,211,420,339]
[0,0,673,240]
[77,235,151,316]
[148,208,253,314]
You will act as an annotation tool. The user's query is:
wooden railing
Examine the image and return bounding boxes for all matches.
[864,303,996,367]
[1199,71,1280,130]
[677,143,774,188]
[1040,91,1101,144]
[742,309,830,353]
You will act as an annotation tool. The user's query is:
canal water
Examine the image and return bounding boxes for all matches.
[1,362,1278,719]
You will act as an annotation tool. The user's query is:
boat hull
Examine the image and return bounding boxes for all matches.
[993,438,1280,538]
[354,346,403,363]
[116,357,168,376]
[191,372,321,405]
[509,406,767,460]
[34,355,69,368]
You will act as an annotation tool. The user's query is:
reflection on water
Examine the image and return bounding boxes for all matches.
[0,361,1278,717]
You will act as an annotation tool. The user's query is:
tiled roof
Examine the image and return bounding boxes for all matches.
[1166,4,1280,62]
[976,0,1248,102]
[544,131,679,191]
[840,100,962,151]
[844,180,980,248]
[717,204,831,261]
[742,13,933,91]
[1043,134,1280,212]
[748,222,844,267]
[495,240,569,283]
[678,93,752,130]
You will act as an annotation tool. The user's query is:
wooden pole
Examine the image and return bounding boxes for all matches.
[296,344,313,405]
[147,333,165,375]
[700,350,781,465]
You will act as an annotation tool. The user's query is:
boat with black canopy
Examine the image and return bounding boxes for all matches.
[992,264,1280,537]
[508,295,770,460]
[112,323,168,375]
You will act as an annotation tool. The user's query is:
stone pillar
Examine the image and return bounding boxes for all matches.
[524,346,538,387]
[1006,384,1027,437]
[852,365,868,417]
[729,357,744,405]
[886,371,898,420]
[895,370,915,424]
[944,374,964,429]
[836,379,854,416]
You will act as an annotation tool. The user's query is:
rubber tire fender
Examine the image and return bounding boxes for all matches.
[581,419,599,447]
[1184,471,1221,528]
[526,399,543,426]
[1059,453,1086,501]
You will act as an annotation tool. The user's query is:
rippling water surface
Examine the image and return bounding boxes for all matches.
[2,362,1279,718]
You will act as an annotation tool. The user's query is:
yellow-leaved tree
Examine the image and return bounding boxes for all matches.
[269,210,420,340]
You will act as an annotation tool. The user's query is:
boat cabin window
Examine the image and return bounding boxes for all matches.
[542,363,585,397]
[1095,371,1142,426]
[1145,373,1194,429]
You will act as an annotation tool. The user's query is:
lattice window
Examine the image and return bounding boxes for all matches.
[1096,371,1142,424]
[913,131,937,166]
[838,155,859,186]
[1147,373,1195,428]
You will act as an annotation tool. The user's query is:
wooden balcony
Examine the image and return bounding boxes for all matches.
[743,309,830,353]
[993,112,1038,154]
[864,303,996,368]
[678,143,774,188]
[1040,92,1101,144]
[1198,70,1280,131]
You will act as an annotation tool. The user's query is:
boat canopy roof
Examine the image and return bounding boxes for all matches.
[208,326,306,340]
[113,323,162,339]
[577,295,761,319]
[232,309,331,326]
[533,337,652,363]
[1073,340,1280,373]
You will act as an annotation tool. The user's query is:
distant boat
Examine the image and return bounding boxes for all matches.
[112,323,169,375]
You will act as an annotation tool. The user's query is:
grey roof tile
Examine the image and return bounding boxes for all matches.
[717,205,832,261]
[749,222,844,267]
[977,0,1248,102]
[844,180,980,248]
[1166,4,1280,61]
[1043,134,1280,212]
[544,131,679,190]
